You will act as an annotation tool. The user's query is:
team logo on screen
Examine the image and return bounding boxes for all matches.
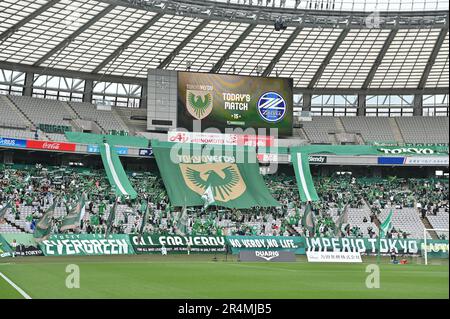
[179,163,246,202]
[257,92,286,123]
[186,90,213,120]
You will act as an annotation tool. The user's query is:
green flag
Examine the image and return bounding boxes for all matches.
[380,210,394,238]
[0,201,12,220]
[334,204,349,237]
[138,200,149,236]
[33,202,56,243]
[60,195,86,232]
[152,140,279,209]
[177,206,189,235]
[201,185,215,209]
[301,203,315,236]
[99,143,137,199]
[105,200,117,237]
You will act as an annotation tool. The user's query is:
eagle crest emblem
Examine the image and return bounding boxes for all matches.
[186,90,213,120]
[180,163,246,202]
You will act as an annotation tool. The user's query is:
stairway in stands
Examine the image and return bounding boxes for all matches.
[2,95,34,129]
[389,118,405,144]
[287,224,301,236]
[421,216,439,239]
[4,95,53,140]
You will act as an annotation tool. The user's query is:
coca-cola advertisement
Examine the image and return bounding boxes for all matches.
[26,140,76,152]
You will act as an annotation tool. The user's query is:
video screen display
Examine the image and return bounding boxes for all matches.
[177,72,293,136]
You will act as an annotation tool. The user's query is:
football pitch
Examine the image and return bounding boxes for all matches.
[0,255,448,299]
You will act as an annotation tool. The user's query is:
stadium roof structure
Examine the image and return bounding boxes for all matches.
[0,0,448,95]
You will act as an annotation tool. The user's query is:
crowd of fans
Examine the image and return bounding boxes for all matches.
[0,163,448,239]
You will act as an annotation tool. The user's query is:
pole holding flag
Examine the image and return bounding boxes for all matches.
[138,198,149,242]
[201,185,215,210]
[0,200,13,220]
[377,210,394,264]
[33,201,57,243]
[105,197,118,238]
[301,202,315,237]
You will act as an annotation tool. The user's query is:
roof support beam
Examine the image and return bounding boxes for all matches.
[262,27,302,77]
[34,5,115,66]
[158,20,210,70]
[0,61,146,85]
[210,24,256,73]
[0,0,61,42]
[0,61,448,96]
[307,28,350,89]
[93,13,164,73]
[418,26,449,89]
[294,87,449,95]
[362,29,398,90]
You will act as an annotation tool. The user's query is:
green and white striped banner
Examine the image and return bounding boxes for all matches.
[292,152,319,202]
[99,143,137,199]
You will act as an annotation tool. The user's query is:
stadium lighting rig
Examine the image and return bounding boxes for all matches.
[116,0,448,29]
[274,16,288,30]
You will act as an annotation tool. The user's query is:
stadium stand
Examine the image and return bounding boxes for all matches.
[396,117,450,144]
[8,96,76,129]
[1,164,447,239]
[340,117,397,143]
[68,101,130,134]
[428,211,449,239]
[301,117,338,144]
[0,95,29,129]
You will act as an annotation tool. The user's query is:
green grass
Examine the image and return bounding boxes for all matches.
[0,255,448,299]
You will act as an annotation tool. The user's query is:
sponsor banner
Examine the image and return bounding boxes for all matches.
[377,146,449,156]
[138,148,153,157]
[39,234,134,256]
[226,236,305,254]
[130,234,226,254]
[306,251,362,263]
[405,156,449,166]
[239,250,296,262]
[308,155,327,164]
[257,153,279,163]
[26,140,76,152]
[237,135,274,147]
[0,137,27,148]
[377,157,405,165]
[87,144,129,155]
[177,72,293,136]
[167,131,274,147]
[421,241,450,258]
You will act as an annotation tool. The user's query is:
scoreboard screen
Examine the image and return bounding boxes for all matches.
[177,72,293,136]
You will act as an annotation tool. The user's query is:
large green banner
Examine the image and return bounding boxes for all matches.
[130,234,226,254]
[177,72,294,136]
[152,140,280,208]
[2,233,449,258]
[226,236,306,254]
[39,234,134,256]
[305,237,449,257]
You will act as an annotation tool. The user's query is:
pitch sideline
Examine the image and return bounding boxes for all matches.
[0,271,32,299]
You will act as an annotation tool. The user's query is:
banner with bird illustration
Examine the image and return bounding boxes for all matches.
[152,140,280,209]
